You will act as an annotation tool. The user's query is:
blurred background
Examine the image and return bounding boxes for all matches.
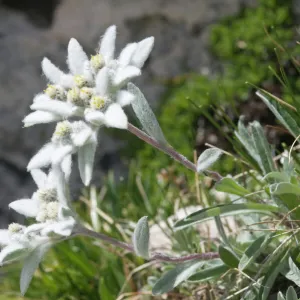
[1,0,300,298]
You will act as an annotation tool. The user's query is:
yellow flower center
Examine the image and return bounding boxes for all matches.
[54,121,72,138]
[90,54,104,71]
[90,96,106,110]
[74,75,87,88]
[8,223,23,233]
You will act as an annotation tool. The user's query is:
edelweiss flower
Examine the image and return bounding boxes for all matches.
[0,223,48,265]
[27,121,97,185]
[23,25,154,129]
[9,169,76,237]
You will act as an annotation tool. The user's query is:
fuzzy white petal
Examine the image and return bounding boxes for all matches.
[72,128,93,147]
[41,219,75,237]
[0,244,27,265]
[95,67,110,95]
[30,100,74,118]
[9,199,39,218]
[85,110,105,126]
[23,111,61,127]
[113,66,141,87]
[42,58,64,84]
[100,25,116,62]
[52,145,73,166]
[60,74,75,88]
[117,90,135,107]
[51,166,69,206]
[61,155,72,181]
[68,38,89,75]
[33,93,52,103]
[24,223,47,235]
[78,141,97,186]
[131,36,154,68]
[83,61,93,82]
[104,103,128,129]
[31,169,47,188]
[27,143,56,170]
[0,230,10,246]
[118,43,138,66]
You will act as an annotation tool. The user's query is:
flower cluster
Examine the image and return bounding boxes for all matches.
[24,25,154,186]
[0,25,154,293]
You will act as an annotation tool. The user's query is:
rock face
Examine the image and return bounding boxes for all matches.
[0,0,254,226]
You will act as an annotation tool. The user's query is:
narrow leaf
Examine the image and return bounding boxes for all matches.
[128,83,168,145]
[256,90,300,138]
[152,260,205,295]
[197,148,223,173]
[218,246,239,268]
[174,203,279,230]
[284,257,300,287]
[239,234,271,271]
[20,244,50,295]
[250,121,276,174]
[188,263,229,282]
[133,216,150,259]
[286,286,298,300]
[215,177,250,197]
[270,182,300,196]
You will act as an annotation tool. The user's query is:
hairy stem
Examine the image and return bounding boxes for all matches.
[76,226,219,263]
[127,123,222,181]
[127,123,197,172]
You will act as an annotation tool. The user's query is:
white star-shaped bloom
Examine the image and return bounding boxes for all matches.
[23,25,154,128]
[27,121,97,186]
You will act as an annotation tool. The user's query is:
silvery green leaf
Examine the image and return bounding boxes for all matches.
[284,257,300,287]
[20,244,50,296]
[286,286,298,300]
[270,182,300,196]
[197,148,223,173]
[152,260,205,295]
[128,83,167,145]
[0,244,28,265]
[133,216,150,259]
[78,142,97,186]
[277,291,285,300]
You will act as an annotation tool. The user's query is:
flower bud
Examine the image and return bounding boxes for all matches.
[90,96,106,110]
[46,202,59,220]
[74,75,87,88]
[44,85,66,100]
[52,121,72,143]
[90,54,104,71]
[8,223,24,233]
[37,188,57,203]
[80,87,93,103]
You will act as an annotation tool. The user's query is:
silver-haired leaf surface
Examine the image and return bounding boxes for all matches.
[152,260,205,295]
[128,83,168,145]
[277,292,285,300]
[20,244,50,296]
[284,257,300,287]
[197,148,223,173]
[133,216,150,259]
[286,286,298,300]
